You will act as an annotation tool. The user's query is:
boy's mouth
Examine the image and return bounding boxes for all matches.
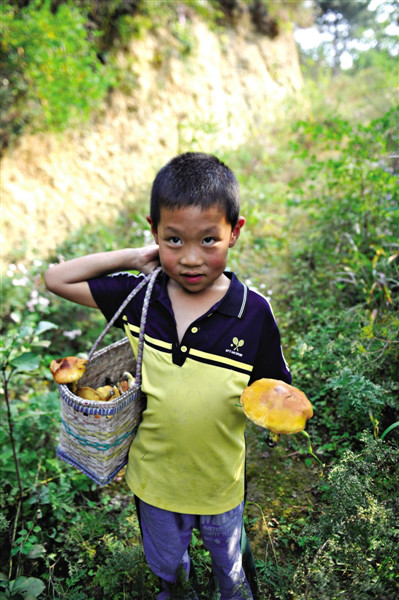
[181,273,204,284]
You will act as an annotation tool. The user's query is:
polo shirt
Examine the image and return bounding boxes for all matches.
[89,270,291,514]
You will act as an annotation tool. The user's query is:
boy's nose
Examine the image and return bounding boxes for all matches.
[180,246,202,267]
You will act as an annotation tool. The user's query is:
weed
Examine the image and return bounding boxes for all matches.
[292,434,399,599]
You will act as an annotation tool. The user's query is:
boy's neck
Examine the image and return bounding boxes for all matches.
[167,274,230,343]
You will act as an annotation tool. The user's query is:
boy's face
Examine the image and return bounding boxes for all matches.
[147,205,244,294]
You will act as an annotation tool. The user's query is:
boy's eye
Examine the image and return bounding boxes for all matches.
[168,236,182,246]
[202,237,216,246]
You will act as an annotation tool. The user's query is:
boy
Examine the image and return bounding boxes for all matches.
[45,152,291,600]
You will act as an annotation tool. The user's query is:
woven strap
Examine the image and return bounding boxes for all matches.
[87,266,162,386]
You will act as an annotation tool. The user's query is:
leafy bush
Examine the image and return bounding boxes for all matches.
[292,434,399,600]
[1,0,114,150]
[93,541,157,599]
[274,108,399,457]
[287,108,399,311]
[284,305,397,454]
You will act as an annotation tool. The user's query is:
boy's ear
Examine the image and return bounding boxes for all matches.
[146,215,158,242]
[229,216,245,248]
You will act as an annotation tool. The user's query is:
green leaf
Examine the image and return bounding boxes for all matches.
[10,577,28,594]
[34,321,58,336]
[25,578,45,597]
[29,341,51,351]
[10,353,39,373]
[27,544,46,559]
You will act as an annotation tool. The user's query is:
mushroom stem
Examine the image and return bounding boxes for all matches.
[270,431,280,444]
[300,430,324,468]
[380,421,399,441]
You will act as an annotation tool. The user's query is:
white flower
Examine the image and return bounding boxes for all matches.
[12,277,28,287]
[143,230,153,244]
[63,329,82,340]
[26,290,50,312]
[17,263,28,274]
[26,299,36,312]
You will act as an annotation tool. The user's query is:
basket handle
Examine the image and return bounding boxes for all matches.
[88,266,162,385]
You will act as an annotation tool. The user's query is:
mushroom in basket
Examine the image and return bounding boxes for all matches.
[49,356,88,392]
[49,356,135,402]
[241,378,323,466]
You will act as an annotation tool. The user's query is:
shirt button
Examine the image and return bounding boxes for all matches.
[181,346,188,353]
[191,326,199,333]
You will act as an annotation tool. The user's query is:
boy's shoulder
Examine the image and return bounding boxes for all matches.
[229,272,273,310]
[89,270,145,291]
[89,270,146,299]
[221,272,276,329]
[88,271,148,325]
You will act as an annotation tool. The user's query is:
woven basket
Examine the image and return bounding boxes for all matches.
[56,267,161,486]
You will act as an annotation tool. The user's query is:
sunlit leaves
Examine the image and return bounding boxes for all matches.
[1,0,114,148]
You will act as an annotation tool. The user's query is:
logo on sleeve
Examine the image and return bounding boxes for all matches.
[226,337,245,357]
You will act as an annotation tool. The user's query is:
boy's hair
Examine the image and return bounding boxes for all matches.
[150,152,240,229]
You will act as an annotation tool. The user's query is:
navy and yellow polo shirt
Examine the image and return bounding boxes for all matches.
[89,270,291,514]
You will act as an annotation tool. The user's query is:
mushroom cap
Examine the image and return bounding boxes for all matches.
[76,386,102,401]
[49,356,87,384]
[241,378,313,434]
[96,385,119,401]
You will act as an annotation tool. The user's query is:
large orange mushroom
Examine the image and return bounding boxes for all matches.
[49,356,87,391]
[241,378,313,443]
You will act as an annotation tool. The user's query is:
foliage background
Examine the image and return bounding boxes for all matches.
[1,1,398,599]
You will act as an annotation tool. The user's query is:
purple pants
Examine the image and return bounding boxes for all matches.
[138,498,254,600]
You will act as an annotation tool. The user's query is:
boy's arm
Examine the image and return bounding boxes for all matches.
[44,246,159,308]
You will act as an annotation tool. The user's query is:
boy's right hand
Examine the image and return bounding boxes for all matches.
[44,246,160,308]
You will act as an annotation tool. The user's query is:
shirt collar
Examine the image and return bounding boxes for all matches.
[152,270,247,319]
[217,272,248,317]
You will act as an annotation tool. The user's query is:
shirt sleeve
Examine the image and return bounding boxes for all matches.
[249,301,292,385]
[88,272,146,329]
